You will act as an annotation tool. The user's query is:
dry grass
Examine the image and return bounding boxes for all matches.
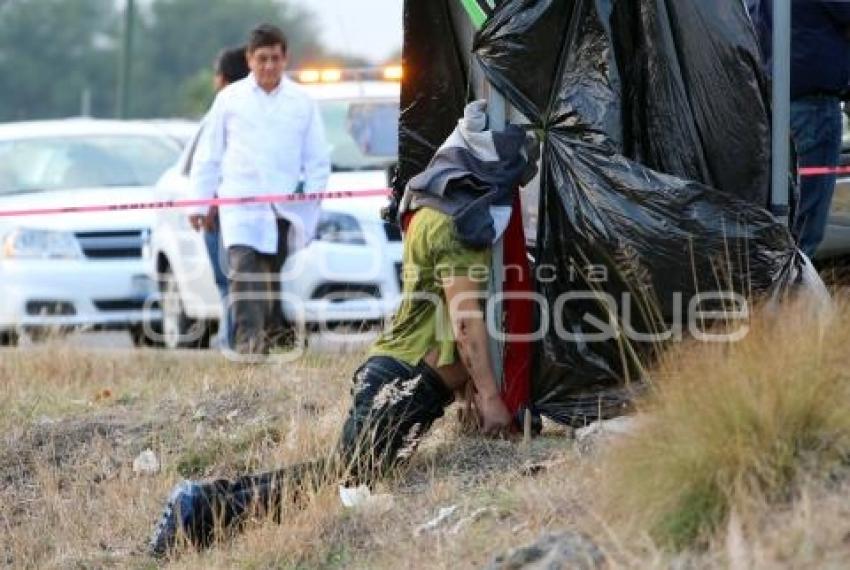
[599,299,850,553]
[0,344,363,568]
[0,342,576,569]
[2,301,850,568]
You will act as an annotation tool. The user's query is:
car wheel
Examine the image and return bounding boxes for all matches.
[160,268,209,350]
[0,329,19,347]
[129,322,163,348]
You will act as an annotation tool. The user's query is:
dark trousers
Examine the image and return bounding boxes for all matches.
[791,96,843,257]
[227,219,291,354]
[174,357,453,545]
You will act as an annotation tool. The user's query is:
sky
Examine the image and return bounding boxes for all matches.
[293,0,403,63]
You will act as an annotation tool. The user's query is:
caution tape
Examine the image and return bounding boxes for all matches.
[799,165,850,177]
[1,163,846,218]
[0,188,392,219]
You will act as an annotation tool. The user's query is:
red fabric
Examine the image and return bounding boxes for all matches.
[401,200,532,417]
[500,192,533,416]
[401,210,415,232]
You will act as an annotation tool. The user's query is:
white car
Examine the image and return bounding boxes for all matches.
[149,74,403,348]
[0,119,182,346]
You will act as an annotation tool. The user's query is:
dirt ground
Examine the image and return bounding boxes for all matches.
[0,343,578,568]
[3,295,850,568]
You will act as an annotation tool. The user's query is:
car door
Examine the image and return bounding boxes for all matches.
[152,128,222,320]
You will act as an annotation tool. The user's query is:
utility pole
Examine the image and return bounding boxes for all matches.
[116,0,135,118]
[80,87,92,117]
[771,0,791,218]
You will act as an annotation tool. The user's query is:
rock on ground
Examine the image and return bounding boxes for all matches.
[485,531,606,570]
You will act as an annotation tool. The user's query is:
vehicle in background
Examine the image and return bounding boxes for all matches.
[139,119,199,148]
[0,119,181,346]
[149,68,403,349]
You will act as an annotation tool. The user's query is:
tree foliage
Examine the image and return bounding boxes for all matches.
[0,0,358,121]
[0,0,117,121]
[131,0,326,118]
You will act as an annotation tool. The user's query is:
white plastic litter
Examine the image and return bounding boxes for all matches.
[338,485,395,514]
[575,416,638,448]
[132,449,160,475]
[449,507,495,535]
[415,505,459,535]
[339,485,372,508]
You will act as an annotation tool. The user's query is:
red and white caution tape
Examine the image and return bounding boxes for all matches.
[799,165,850,177]
[1,164,847,219]
[0,188,392,218]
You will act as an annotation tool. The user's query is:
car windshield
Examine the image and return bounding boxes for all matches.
[319,99,399,172]
[0,134,180,196]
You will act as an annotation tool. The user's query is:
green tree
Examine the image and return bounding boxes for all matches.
[130,0,327,118]
[0,0,119,121]
[0,0,379,121]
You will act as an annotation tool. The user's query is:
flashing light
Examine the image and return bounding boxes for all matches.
[383,65,403,81]
[299,69,321,83]
[320,69,343,82]
[292,66,404,84]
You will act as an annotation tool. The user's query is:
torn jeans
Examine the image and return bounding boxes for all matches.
[168,356,454,545]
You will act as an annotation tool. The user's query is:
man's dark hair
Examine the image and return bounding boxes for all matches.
[215,46,250,84]
[247,23,288,55]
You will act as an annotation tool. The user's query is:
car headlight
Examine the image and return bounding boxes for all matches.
[315,212,366,245]
[1,228,83,259]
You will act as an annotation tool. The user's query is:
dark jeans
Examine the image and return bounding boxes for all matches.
[203,229,232,348]
[338,356,454,479]
[173,357,453,544]
[791,96,843,257]
[227,219,291,354]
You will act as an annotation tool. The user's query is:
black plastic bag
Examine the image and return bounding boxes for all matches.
[393,0,470,202]
[612,0,773,207]
[400,0,810,425]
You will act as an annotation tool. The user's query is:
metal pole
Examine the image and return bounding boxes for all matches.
[771,0,791,216]
[116,0,135,118]
[458,0,506,387]
[486,83,507,389]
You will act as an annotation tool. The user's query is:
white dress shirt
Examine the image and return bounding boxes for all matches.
[190,73,331,254]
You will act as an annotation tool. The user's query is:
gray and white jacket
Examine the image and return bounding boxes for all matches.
[400,100,539,249]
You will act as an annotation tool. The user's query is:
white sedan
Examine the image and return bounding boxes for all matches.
[149,78,403,348]
[0,119,181,346]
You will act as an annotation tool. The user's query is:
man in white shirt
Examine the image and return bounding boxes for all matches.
[189,45,250,352]
[190,23,331,355]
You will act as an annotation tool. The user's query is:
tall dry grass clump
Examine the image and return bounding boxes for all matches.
[599,299,850,549]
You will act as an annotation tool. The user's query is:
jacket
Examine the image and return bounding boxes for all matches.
[747,0,850,99]
[400,100,539,249]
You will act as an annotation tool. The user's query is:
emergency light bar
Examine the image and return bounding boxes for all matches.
[291,66,403,84]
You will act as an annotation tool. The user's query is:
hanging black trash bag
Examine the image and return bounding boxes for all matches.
[471,0,809,425]
[391,0,470,207]
[399,0,818,426]
[611,0,773,208]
